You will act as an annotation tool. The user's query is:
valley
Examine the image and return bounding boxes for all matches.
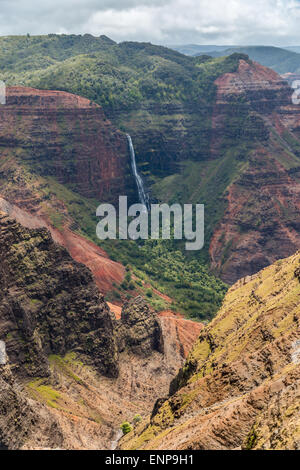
[0,34,299,451]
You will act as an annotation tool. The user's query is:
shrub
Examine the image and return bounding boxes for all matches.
[121,280,129,290]
[133,414,142,426]
[120,422,133,435]
[146,288,153,298]
[128,281,135,290]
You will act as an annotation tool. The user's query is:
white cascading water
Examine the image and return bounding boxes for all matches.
[126,134,149,211]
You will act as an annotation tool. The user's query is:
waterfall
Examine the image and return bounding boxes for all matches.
[126,134,149,211]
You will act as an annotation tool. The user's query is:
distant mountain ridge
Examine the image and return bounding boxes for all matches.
[284,46,300,54]
[166,44,235,56]
[170,44,300,74]
[203,46,300,74]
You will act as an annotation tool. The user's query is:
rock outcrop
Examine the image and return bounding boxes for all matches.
[0,212,119,378]
[117,296,164,357]
[0,363,63,450]
[209,59,300,283]
[0,197,125,295]
[158,310,203,360]
[120,251,300,450]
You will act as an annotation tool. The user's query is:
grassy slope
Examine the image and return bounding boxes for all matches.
[121,251,300,450]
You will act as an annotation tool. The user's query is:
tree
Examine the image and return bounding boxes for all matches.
[120,422,133,435]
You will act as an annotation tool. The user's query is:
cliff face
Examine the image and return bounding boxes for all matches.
[0,88,129,295]
[158,310,203,360]
[0,213,201,449]
[0,87,133,203]
[108,101,209,177]
[0,211,120,449]
[117,296,164,357]
[113,57,300,286]
[209,60,300,283]
[0,212,119,378]
[120,251,300,450]
[0,363,64,450]
[0,197,125,294]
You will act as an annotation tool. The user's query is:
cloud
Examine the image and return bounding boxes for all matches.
[0,0,300,45]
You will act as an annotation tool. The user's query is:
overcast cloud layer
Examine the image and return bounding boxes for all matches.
[1,0,300,45]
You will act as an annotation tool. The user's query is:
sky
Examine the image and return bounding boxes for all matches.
[1,0,300,46]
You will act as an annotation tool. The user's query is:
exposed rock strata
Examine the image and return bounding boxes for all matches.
[0,212,119,378]
[209,60,300,283]
[0,87,133,203]
[117,296,164,357]
[0,197,125,295]
[120,251,300,450]
[0,213,200,449]
[0,364,63,450]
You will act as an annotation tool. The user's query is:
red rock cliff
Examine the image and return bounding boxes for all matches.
[0,87,131,203]
[209,60,300,284]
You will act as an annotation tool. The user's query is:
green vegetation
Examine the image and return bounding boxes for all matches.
[133,414,142,426]
[0,37,247,139]
[130,240,226,319]
[151,154,249,257]
[245,427,258,450]
[0,35,244,319]
[0,154,226,319]
[49,354,84,384]
[0,35,201,109]
[101,234,227,319]
[121,421,133,435]
[146,288,153,298]
[27,378,62,409]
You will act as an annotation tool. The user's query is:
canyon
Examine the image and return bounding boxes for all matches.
[0,212,201,449]
[2,42,300,287]
[0,36,300,450]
